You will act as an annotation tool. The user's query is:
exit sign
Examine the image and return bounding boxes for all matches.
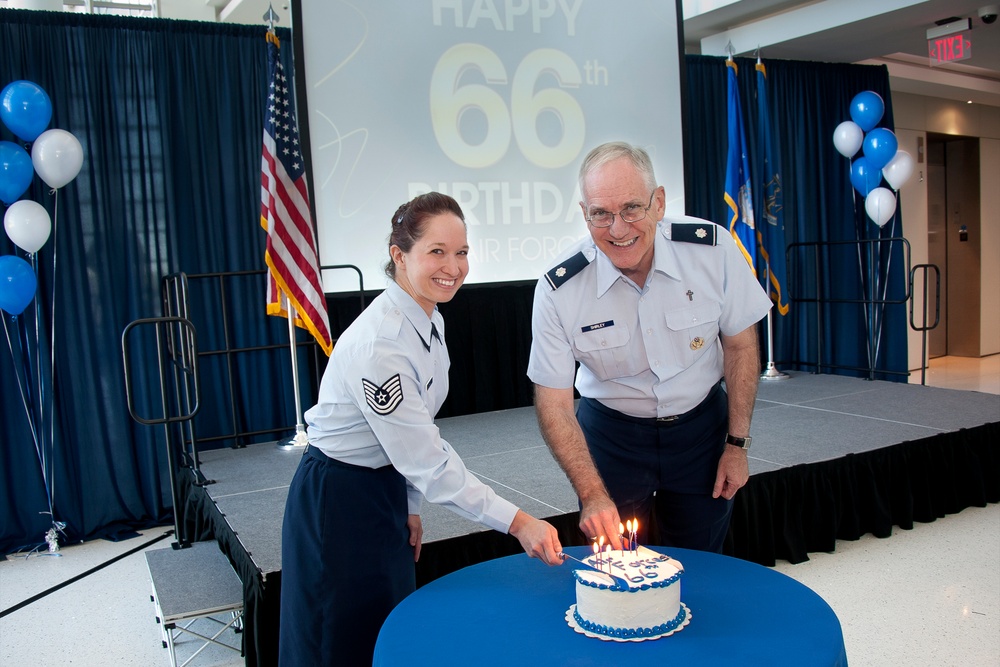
[928,32,973,66]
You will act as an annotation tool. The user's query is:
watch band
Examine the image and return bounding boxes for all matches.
[726,434,751,450]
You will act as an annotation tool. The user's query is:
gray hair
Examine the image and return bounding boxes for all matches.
[578,141,658,201]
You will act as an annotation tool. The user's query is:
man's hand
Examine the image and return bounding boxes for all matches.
[579,494,623,550]
[712,446,749,500]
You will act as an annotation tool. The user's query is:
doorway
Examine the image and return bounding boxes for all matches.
[926,133,982,359]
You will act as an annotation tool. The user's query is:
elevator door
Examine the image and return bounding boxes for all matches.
[926,134,981,359]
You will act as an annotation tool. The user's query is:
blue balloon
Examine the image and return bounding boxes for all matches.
[0,255,38,316]
[0,80,53,143]
[849,91,884,132]
[0,140,34,205]
[863,128,898,170]
[850,156,882,197]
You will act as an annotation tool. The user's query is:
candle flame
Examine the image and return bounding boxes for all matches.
[619,522,625,535]
[598,535,605,548]
[592,542,599,555]
[626,519,633,533]
[633,518,639,534]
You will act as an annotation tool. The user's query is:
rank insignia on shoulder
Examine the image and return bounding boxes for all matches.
[363,374,403,415]
[671,222,717,246]
[544,251,590,290]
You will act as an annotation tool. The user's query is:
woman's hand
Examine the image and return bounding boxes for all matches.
[508,510,563,565]
[407,514,423,562]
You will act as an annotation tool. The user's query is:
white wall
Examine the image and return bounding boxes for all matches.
[158,0,215,21]
[892,92,1000,369]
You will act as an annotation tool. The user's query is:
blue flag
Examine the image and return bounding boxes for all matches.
[724,59,757,271]
[755,61,789,315]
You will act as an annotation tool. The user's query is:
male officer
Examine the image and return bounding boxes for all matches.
[528,141,772,553]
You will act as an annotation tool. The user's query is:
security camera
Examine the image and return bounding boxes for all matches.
[979,5,998,24]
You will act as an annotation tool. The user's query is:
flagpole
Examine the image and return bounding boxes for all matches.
[278,301,310,450]
[760,265,788,381]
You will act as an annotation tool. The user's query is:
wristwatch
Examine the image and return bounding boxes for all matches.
[726,434,751,450]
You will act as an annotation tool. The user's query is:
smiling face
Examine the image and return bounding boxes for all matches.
[391,212,469,317]
[581,157,664,286]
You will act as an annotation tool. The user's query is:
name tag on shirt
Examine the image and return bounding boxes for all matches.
[581,320,614,333]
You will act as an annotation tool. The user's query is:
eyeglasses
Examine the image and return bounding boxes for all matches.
[585,191,656,228]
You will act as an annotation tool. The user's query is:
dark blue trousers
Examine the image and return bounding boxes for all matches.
[576,382,732,553]
[279,447,414,667]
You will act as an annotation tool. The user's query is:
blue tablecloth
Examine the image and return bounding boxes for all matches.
[374,546,848,667]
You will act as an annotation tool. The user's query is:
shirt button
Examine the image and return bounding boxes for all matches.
[692,317,698,322]
[600,340,607,347]
[646,328,654,335]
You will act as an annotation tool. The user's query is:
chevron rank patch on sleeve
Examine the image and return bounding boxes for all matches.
[544,251,590,290]
[363,374,404,415]
[671,222,718,245]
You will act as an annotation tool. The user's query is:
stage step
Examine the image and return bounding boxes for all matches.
[145,541,244,667]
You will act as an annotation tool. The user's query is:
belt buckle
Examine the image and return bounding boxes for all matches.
[656,415,679,423]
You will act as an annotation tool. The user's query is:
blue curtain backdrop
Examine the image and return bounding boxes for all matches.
[684,55,908,381]
[0,10,299,553]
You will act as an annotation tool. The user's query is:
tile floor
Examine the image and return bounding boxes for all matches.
[1,355,998,667]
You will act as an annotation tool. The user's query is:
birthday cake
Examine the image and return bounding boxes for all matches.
[566,545,689,641]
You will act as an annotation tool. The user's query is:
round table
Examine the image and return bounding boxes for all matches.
[374,545,848,666]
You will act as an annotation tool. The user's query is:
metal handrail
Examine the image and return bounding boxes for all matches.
[121,315,200,548]
[163,265,364,451]
[785,237,911,380]
[909,263,941,386]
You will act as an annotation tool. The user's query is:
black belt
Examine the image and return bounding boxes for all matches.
[581,380,723,427]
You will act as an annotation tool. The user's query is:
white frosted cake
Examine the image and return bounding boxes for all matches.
[567,545,689,641]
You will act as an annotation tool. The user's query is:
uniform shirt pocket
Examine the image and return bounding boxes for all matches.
[663,302,722,369]
[572,325,645,381]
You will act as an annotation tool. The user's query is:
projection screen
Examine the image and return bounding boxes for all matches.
[292,0,686,292]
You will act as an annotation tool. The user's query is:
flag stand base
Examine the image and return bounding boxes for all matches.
[760,362,789,381]
[277,428,309,451]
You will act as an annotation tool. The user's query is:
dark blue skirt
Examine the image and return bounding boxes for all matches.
[279,446,414,667]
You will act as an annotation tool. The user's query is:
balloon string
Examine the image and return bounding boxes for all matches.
[30,253,46,501]
[873,210,897,370]
[853,189,872,368]
[48,191,59,512]
[2,314,49,514]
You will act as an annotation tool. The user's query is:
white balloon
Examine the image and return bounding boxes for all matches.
[865,187,896,227]
[4,199,52,253]
[882,150,914,190]
[31,128,84,190]
[833,121,863,158]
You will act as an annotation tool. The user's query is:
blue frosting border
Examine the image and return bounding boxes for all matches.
[572,604,688,639]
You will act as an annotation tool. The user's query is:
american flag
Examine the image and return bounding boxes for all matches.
[260,30,332,355]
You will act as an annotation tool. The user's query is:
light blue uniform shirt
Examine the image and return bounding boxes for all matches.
[528,216,772,418]
[305,281,518,534]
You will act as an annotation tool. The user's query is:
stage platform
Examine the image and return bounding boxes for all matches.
[178,372,1000,666]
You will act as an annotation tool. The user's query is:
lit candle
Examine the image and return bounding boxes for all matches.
[632,518,639,553]
[598,535,605,565]
[604,544,612,574]
[592,540,599,565]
